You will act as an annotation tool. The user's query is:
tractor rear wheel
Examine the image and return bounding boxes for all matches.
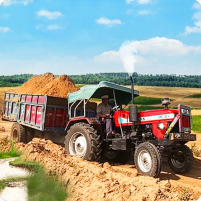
[10,122,26,143]
[65,123,102,161]
[134,142,161,177]
[168,145,194,174]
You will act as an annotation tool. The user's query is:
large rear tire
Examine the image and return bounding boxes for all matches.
[10,122,26,143]
[134,142,161,177]
[168,145,194,174]
[65,123,102,161]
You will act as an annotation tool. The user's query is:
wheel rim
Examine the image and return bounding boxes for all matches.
[69,132,87,157]
[138,150,152,172]
[171,153,185,168]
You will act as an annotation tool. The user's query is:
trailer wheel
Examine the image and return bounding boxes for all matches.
[168,145,194,174]
[65,123,102,161]
[26,127,34,143]
[134,142,161,177]
[10,122,26,143]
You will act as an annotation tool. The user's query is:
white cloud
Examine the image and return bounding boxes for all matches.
[36,24,63,31]
[193,2,201,9]
[36,10,62,20]
[47,25,63,30]
[126,0,152,4]
[184,2,201,34]
[96,17,122,26]
[95,37,201,60]
[185,12,201,34]
[138,0,152,4]
[94,51,121,63]
[0,27,10,33]
[138,10,154,15]
[2,0,33,6]
[95,37,201,75]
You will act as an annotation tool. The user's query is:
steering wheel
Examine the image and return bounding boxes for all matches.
[111,105,121,115]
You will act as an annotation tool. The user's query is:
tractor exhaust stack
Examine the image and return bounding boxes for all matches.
[129,75,138,122]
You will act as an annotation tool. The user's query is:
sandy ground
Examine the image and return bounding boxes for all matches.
[0,119,201,201]
[192,110,201,116]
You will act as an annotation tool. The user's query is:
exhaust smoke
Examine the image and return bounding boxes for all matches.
[119,42,138,77]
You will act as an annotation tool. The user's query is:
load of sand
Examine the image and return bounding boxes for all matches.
[14,73,79,98]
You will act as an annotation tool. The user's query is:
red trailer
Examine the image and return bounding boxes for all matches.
[3,93,70,143]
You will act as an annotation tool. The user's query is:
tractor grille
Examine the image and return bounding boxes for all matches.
[179,104,191,133]
[181,115,190,128]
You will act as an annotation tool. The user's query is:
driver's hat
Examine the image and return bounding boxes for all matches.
[101,95,109,99]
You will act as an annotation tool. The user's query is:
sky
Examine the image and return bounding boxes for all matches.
[0,0,201,76]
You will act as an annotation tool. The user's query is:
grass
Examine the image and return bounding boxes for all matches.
[0,141,68,201]
[9,157,43,172]
[10,157,68,201]
[28,168,67,201]
[76,84,85,88]
[91,98,101,102]
[0,140,21,159]
[192,115,201,132]
[134,96,162,105]
[0,177,27,192]
[185,94,201,98]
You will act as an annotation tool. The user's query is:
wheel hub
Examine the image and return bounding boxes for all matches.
[138,151,152,172]
[75,136,86,155]
[69,132,87,157]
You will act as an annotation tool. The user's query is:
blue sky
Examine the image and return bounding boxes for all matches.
[0,0,201,76]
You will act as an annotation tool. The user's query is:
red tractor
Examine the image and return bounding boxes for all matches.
[3,79,196,177]
[65,79,196,177]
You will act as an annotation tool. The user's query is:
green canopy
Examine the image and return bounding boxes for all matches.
[67,81,139,105]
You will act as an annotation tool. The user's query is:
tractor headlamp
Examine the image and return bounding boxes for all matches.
[181,109,189,115]
[158,122,165,130]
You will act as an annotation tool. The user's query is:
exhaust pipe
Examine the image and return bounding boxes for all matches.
[129,75,138,122]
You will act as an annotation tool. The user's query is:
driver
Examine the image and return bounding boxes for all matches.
[97,95,113,138]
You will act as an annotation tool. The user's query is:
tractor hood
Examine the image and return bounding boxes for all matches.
[138,108,178,124]
[67,81,139,105]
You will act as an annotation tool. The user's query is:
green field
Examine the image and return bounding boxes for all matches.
[186,94,201,98]
[137,105,164,111]
[192,115,201,132]
[134,96,162,105]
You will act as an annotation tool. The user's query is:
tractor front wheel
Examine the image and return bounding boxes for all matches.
[134,142,161,177]
[65,123,102,161]
[168,145,194,174]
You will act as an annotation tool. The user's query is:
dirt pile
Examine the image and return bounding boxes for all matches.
[0,126,5,132]
[8,138,199,201]
[14,73,79,98]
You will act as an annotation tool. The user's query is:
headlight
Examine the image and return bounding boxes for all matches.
[181,109,189,115]
[158,122,165,130]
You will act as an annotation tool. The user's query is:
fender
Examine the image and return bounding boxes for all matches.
[65,117,100,130]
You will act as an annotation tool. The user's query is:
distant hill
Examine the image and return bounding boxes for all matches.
[0,73,201,88]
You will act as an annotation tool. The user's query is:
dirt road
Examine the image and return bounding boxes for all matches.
[0,119,201,201]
